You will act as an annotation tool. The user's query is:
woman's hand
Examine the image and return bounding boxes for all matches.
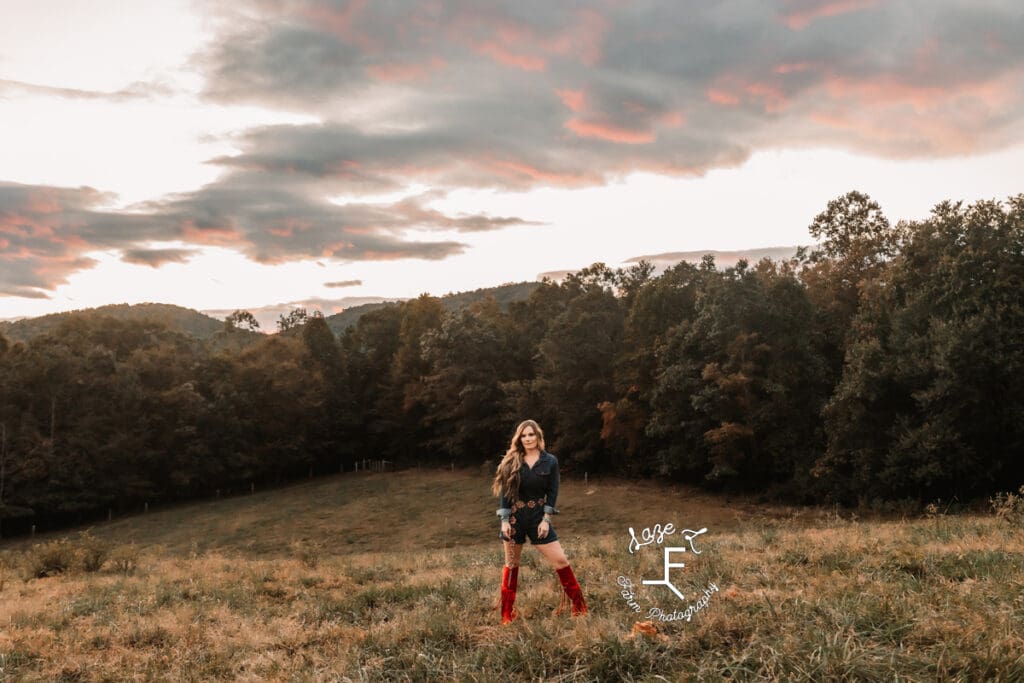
[537,519,550,539]
[501,521,512,541]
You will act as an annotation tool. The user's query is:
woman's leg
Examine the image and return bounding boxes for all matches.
[500,542,523,624]
[534,540,569,569]
[535,541,587,615]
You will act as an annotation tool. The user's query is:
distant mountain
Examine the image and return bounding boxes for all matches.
[436,281,539,312]
[323,281,540,335]
[0,303,228,343]
[0,283,543,344]
[321,301,400,335]
[624,246,801,270]
[203,296,395,333]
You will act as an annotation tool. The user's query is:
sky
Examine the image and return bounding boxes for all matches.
[2,0,1023,325]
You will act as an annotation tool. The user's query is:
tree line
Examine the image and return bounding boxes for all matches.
[1,192,1022,535]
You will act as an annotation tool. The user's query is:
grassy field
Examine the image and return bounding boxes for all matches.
[1,469,1022,681]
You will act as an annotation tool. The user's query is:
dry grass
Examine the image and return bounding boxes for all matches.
[1,470,1022,681]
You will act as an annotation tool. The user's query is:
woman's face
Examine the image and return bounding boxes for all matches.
[520,427,539,451]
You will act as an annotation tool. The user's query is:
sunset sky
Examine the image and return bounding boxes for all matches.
[2,0,1023,325]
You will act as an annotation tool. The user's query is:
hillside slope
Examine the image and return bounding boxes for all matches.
[1,470,1020,681]
[0,469,765,556]
[0,303,227,342]
[323,281,539,335]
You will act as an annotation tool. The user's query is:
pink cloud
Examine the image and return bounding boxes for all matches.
[366,56,445,82]
[180,221,242,246]
[660,111,686,128]
[301,0,373,50]
[782,0,879,30]
[467,7,608,72]
[360,249,437,262]
[809,109,979,154]
[475,41,547,71]
[557,88,586,112]
[706,76,791,113]
[322,241,357,257]
[539,8,609,67]
[774,62,816,74]
[565,117,656,144]
[267,218,312,238]
[821,72,1012,113]
[485,159,596,186]
[707,88,741,106]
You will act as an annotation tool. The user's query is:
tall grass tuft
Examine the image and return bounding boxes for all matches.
[24,538,75,578]
[991,485,1024,527]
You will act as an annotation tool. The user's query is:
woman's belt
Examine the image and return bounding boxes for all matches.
[512,496,547,511]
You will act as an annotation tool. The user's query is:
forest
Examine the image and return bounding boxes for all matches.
[1,191,1022,535]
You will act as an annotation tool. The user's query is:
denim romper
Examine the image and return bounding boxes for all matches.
[497,451,560,546]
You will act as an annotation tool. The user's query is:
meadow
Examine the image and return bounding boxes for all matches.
[1,470,1022,681]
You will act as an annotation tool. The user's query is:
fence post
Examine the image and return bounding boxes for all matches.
[250,482,255,494]
[144,502,149,513]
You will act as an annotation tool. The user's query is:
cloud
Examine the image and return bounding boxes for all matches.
[325,279,363,288]
[0,78,177,102]
[780,0,879,30]
[121,248,200,267]
[625,247,801,269]
[536,269,573,282]
[193,0,1024,181]
[7,0,1024,298]
[0,178,533,296]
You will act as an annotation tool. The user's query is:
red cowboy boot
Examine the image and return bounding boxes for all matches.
[500,565,519,624]
[556,565,588,616]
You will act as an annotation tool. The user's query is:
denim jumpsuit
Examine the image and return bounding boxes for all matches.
[496,451,560,545]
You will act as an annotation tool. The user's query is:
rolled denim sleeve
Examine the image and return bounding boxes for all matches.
[543,455,560,515]
[497,491,512,521]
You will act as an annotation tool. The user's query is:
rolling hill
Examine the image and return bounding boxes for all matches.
[0,469,1020,680]
[0,303,228,343]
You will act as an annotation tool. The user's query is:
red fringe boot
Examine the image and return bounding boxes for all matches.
[500,565,519,624]
[556,565,588,616]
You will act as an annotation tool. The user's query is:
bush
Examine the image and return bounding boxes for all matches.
[0,552,12,591]
[108,544,140,575]
[290,538,323,569]
[75,530,110,573]
[25,539,75,578]
[990,486,1024,527]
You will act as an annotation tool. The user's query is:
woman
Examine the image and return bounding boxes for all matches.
[492,419,587,625]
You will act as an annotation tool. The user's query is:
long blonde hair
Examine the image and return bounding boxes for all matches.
[492,420,546,500]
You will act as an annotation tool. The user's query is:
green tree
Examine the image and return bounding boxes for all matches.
[419,300,518,462]
[649,260,829,494]
[536,269,625,469]
[225,309,260,332]
[339,305,404,457]
[602,260,704,471]
[378,295,446,461]
[802,191,906,376]
[818,195,1024,501]
[277,307,308,332]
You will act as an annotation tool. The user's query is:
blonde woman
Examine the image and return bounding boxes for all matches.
[492,419,587,624]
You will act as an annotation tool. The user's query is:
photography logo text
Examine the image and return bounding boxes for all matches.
[617,522,720,623]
